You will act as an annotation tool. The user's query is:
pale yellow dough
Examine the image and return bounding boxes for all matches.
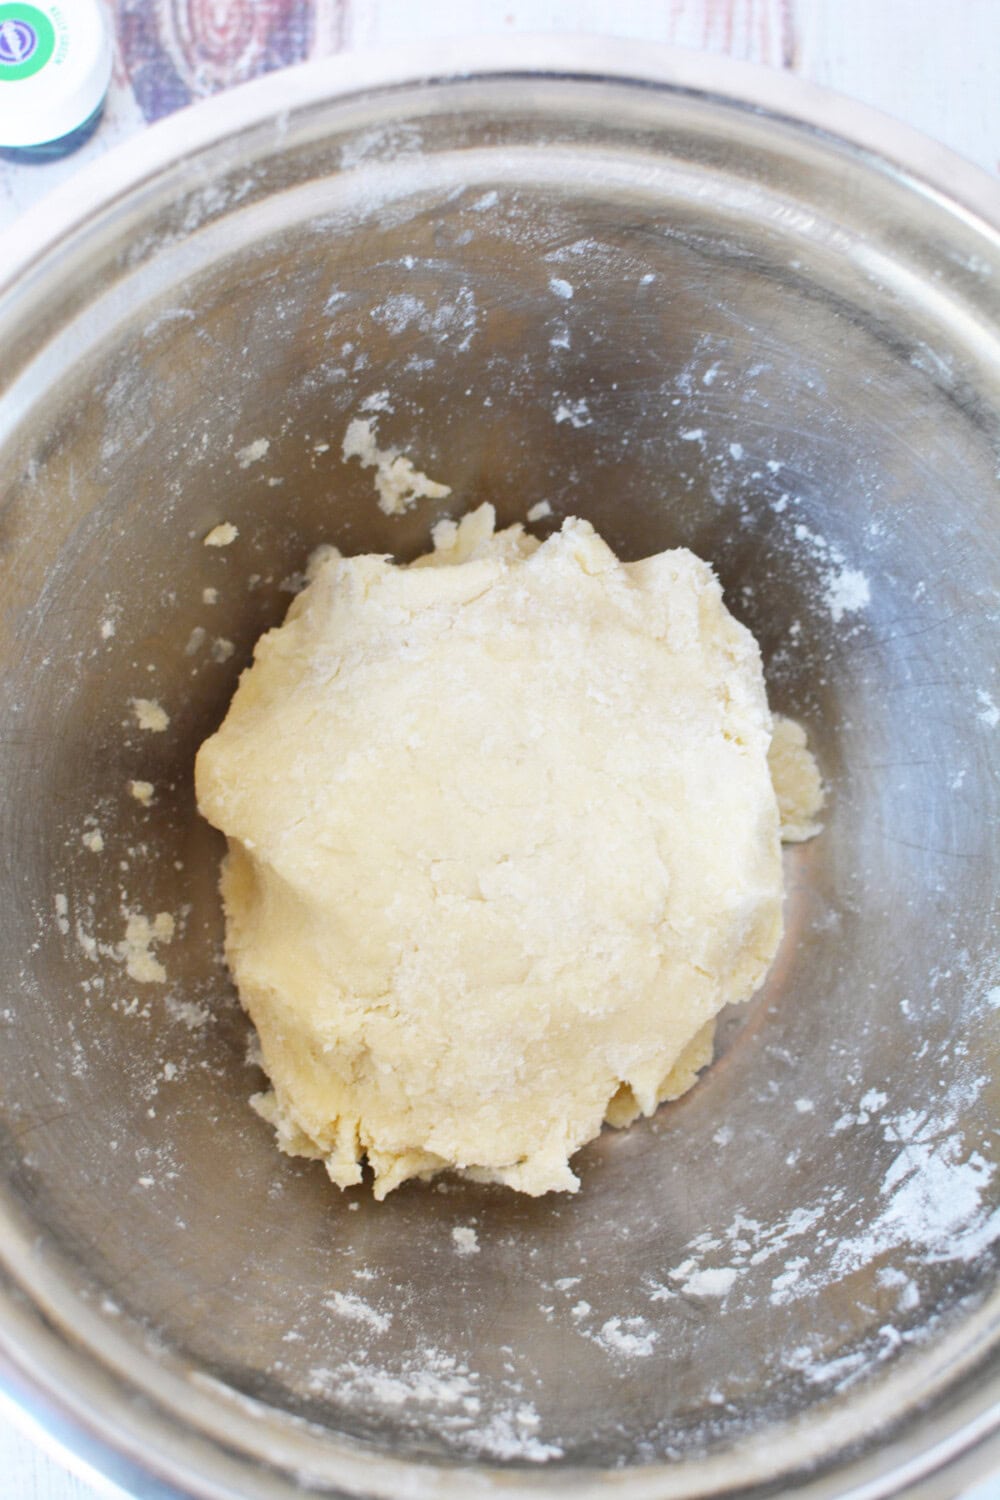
[769,714,825,842]
[195,505,820,1199]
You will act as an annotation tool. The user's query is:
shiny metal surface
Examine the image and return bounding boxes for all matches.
[0,38,999,1500]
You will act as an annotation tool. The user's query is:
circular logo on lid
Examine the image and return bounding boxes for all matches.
[0,18,36,63]
[0,4,55,81]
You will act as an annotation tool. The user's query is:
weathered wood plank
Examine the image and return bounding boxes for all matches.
[347,0,790,64]
[793,0,1000,176]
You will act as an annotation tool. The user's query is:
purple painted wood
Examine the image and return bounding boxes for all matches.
[115,0,322,120]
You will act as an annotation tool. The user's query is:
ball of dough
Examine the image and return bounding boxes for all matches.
[195,505,784,1198]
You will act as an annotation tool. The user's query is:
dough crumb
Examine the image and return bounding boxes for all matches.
[675,1266,738,1299]
[128,780,155,807]
[452,1226,480,1256]
[769,716,825,842]
[527,500,553,522]
[554,398,591,429]
[342,417,451,516]
[81,829,104,853]
[131,698,169,733]
[204,523,238,548]
[117,911,174,984]
[235,438,269,469]
[211,637,235,663]
[597,1316,657,1358]
[197,504,823,1201]
[202,586,219,605]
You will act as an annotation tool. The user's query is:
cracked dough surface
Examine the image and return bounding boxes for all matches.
[196,505,819,1198]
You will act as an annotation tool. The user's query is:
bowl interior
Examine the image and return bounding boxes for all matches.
[1,66,999,1495]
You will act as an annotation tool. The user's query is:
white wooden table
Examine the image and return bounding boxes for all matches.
[2,2,998,1495]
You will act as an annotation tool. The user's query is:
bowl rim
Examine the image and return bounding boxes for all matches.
[0,33,999,1500]
[2,31,999,311]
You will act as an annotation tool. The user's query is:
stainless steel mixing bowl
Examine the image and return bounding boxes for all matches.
[1,38,999,1500]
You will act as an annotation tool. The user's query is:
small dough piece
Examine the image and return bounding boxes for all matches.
[118,911,174,984]
[196,506,788,1198]
[342,418,451,516]
[131,698,169,733]
[769,715,825,841]
[204,523,238,548]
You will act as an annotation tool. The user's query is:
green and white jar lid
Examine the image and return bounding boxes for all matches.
[0,1,111,148]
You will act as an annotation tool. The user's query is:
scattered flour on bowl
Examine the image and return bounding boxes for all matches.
[824,566,871,624]
[790,523,871,625]
[235,437,269,469]
[976,689,999,728]
[324,1291,392,1334]
[553,396,591,428]
[643,1069,997,1352]
[829,1110,999,1273]
[367,285,479,352]
[675,1266,738,1299]
[359,389,393,414]
[595,1316,658,1358]
[783,1343,873,1390]
[164,994,211,1030]
[876,1267,921,1312]
[555,1291,658,1361]
[311,1347,477,1413]
[309,1342,562,1463]
[465,1403,561,1463]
